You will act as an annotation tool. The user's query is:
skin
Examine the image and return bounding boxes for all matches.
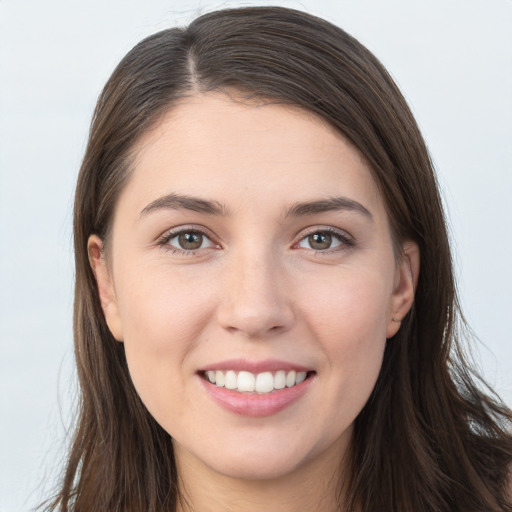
[89,92,419,512]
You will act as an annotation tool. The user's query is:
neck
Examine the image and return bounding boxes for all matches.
[174,439,350,512]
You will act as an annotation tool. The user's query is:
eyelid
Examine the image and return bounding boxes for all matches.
[293,226,355,252]
[156,225,221,253]
[155,224,354,255]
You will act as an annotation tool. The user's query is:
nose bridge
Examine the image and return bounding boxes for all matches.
[217,242,294,337]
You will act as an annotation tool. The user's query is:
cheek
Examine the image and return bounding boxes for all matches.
[114,267,216,415]
[304,267,392,342]
[300,269,390,406]
[118,264,214,352]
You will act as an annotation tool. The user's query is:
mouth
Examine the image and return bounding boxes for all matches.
[200,369,316,394]
[198,361,316,416]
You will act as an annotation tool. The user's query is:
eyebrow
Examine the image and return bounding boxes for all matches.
[284,197,373,221]
[140,193,232,217]
[139,193,373,222]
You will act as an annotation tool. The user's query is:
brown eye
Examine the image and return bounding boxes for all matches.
[308,233,332,250]
[164,229,217,252]
[297,229,348,251]
[178,232,203,250]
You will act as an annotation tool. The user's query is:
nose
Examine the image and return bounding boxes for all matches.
[216,250,295,338]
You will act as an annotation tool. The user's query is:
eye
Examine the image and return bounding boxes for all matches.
[160,228,218,253]
[296,228,353,252]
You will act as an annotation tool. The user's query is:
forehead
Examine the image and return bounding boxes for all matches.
[120,92,385,219]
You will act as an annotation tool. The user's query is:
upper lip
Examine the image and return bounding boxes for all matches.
[200,358,313,374]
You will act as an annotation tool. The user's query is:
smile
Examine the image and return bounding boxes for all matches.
[204,370,308,394]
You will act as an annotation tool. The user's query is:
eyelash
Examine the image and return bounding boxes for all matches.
[156,226,217,255]
[296,227,355,254]
[156,226,355,255]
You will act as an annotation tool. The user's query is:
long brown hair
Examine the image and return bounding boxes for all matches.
[45,7,512,511]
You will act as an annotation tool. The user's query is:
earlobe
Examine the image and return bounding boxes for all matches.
[87,235,124,342]
[386,241,420,339]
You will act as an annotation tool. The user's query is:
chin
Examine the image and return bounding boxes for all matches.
[173,426,340,484]
[205,450,307,481]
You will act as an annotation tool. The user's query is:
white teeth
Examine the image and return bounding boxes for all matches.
[286,370,296,387]
[274,370,286,390]
[255,372,274,393]
[237,371,255,392]
[205,369,309,394]
[225,370,237,390]
[296,371,307,384]
[215,370,225,387]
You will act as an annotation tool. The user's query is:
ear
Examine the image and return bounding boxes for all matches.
[386,241,420,339]
[87,235,124,342]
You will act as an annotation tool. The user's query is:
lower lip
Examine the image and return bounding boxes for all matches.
[199,374,314,417]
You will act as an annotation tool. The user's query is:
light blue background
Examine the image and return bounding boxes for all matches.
[1,1,511,510]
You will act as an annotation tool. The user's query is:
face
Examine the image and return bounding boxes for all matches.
[90,92,417,483]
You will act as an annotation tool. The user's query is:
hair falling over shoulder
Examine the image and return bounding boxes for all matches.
[42,6,512,512]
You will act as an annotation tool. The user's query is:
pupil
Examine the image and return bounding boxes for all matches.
[179,232,202,250]
[310,233,331,250]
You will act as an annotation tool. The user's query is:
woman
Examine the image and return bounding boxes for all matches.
[45,6,512,512]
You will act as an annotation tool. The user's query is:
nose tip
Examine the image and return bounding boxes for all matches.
[220,302,289,338]
[216,260,295,338]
